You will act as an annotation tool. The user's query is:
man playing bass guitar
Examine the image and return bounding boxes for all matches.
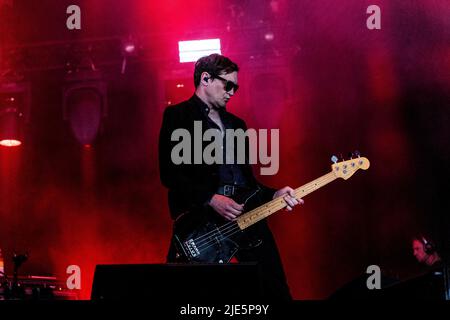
[159,54,303,300]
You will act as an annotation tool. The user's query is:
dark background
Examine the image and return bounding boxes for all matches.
[0,0,449,299]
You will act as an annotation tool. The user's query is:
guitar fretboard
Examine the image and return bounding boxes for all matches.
[236,172,337,230]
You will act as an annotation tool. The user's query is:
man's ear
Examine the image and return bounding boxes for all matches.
[201,72,211,85]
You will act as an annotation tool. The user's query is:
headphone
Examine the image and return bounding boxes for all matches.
[420,235,436,255]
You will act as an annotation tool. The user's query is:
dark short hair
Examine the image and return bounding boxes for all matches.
[194,54,239,88]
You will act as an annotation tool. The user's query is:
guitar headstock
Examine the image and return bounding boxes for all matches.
[331,154,370,180]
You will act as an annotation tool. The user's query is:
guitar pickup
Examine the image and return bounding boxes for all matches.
[184,239,200,258]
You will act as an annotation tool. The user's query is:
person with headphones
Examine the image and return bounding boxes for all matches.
[412,235,442,267]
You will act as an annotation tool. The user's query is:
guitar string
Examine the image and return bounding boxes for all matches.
[193,173,335,249]
[193,221,239,246]
[188,188,261,244]
[194,174,336,252]
[196,224,242,253]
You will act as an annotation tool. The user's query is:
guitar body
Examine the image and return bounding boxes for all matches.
[173,187,262,263]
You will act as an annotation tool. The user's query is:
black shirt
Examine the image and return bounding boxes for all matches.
[192,94,249,187]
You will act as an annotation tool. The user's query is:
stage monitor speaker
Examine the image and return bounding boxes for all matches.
[91,263,264,301]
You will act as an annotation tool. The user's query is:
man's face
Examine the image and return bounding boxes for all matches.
[412,239,428,263]
[205,71,238,109]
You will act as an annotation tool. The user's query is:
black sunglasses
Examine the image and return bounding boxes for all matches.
[213,75,239,93]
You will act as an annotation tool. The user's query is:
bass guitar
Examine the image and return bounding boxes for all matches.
[173,156,370,263]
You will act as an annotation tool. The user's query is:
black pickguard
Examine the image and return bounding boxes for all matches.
[172,187,262,263]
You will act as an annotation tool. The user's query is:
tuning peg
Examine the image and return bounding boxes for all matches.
[331,155,338,164]
[354,150,361,158]
[348,152,354,159]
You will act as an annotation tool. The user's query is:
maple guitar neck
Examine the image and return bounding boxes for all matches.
[236,172,336,230]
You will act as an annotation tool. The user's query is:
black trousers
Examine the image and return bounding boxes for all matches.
[166,221,292,301]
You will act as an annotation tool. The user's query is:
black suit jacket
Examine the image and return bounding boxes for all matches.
[158,95,276,220]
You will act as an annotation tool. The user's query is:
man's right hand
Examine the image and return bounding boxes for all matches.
[208,194,244,221]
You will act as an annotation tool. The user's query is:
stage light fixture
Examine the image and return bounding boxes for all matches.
[121,36,140,74]
[0,80,31,147]
[123,43,136,54]
[178,39,221,63]
[63,67,107,147]
[264,32,275,41]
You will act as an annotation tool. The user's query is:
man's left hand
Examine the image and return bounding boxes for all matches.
[273,186,304,211]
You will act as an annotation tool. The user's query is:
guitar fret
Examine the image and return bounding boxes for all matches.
[237,172,337,230]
